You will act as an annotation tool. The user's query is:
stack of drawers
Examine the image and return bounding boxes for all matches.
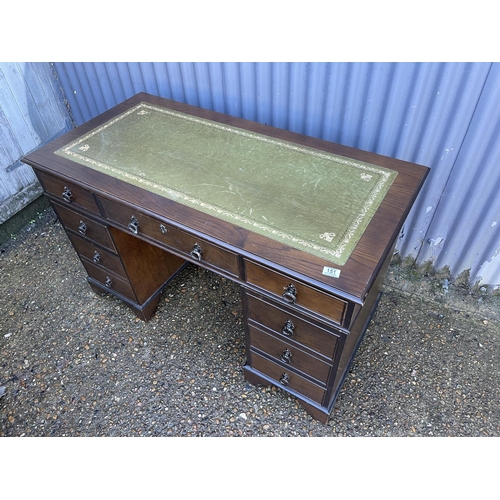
[35,170,187,321]
[244,292,340,404]
[36,170,136,299]
[242,260,355,421]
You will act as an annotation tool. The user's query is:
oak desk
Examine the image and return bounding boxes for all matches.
[22,92,429,423]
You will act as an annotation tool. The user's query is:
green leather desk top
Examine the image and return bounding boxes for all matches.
[55,102,397,265]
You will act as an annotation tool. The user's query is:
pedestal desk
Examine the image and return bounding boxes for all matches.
[22,92,429,423]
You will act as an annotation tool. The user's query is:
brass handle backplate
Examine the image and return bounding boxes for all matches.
[62,186,73,202]
[281,349,293,364]
[279,372,290,386]
[282,284,297,304]
[190,243,203,261]
[78,221,87,236]
[128,215,139,234]
[282,319,295,337]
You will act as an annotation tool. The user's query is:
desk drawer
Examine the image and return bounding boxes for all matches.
[249,325,332,384]
[250,351,326,405]
[67,232,127,279]
[37,170,100,214]
[99,197,240,278]
[52,202,116,252]
[81,259,136,302]
[245,293,339,360]
[245,260,347,325]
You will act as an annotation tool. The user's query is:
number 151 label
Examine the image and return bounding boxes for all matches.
[322,266,341,278]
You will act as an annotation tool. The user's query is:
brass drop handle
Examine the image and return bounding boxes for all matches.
[281,349,293,364]
[62,186,73,202]
[282,319,295,337]
[78,221,87,236]
[190,242,203,261]
[159,224,168,234]
[279,372,290,386]
[93,250,101,263]
[282,284,297,304]
[105,277,112,288]
[128,215,139,234]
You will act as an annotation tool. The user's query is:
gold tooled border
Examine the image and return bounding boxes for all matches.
[56,103,397,264]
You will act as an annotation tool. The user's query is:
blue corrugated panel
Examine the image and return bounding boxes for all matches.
[51,62,500,287]
[415,63,500,285]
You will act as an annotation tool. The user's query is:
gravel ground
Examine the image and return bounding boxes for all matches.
[1,205,499,437]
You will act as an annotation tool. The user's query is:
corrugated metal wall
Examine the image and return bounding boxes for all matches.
[51,62,500,288]
[0,62,73,223]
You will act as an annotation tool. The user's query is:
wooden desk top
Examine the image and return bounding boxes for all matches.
[23,92,429,303]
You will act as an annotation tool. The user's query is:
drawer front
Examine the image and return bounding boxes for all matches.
[81,259,136,302]
[245,260,347,325]
[99,197,240,278]
[250,351,326,405]
[36,170,100,214]
[249,325,332,384]
[67,232,127,279]
[245,293,339,359]
[52,202,116,252]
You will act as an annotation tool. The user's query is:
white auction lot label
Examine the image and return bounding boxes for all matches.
[322,266,341,278]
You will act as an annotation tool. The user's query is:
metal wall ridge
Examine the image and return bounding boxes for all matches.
[52,62,500,287]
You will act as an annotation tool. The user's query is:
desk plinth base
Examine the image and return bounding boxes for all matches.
[243,365,332,423]
[87,278,163,321]
[87,260,188,322]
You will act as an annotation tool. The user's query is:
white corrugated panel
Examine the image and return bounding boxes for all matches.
[0,62,73,223]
